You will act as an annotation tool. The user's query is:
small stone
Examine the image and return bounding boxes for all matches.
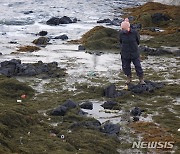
[133,116,139,122]
[78,45,85,50]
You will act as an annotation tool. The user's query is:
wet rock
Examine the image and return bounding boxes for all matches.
[54,34,68,40]
[104,84,127,98]
[78,109,88,116]
[98,18,123,26]
[139,45,180,56]
[104,84,116,98]
[110,18,123,26]
[38,31,48,36]
[70,119,101,130]
[80,101,93,110]
[46,17,60,25]
[24,11,34,15]
[80,26,119,50]
[131,23,142,30]
[2,19,35,25]
[128,80,165,93]
[59,16,73,24]
[101,101,117,109]
[133,116,139,122]
[151,13,170,24]
[100,122,120,135]
[32,37,50,46]
[72,18,78,23]
[62,100,77,109]
[78,45,86,50]
[97,18,112,24]
[46,16,77,25]
[9,41,18,44]
[85,51,104,56]
[130,107,142,116]
[51,106,67,116]
[0,59,66,78]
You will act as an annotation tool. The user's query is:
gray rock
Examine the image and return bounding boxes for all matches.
[51,106,67,116]
[130,107,142,116]
[97,18,112,24]
[133,116,139,122]
[104,84,127,98]
[62,100,77,109]
[101,101,117,109]
[128,80,165,93]
[32,37,50,46]
[104,84,116,98]
[78,109,88,116]
[70,119,101,130]
[46,16,77,25]
[24,11,34,15]
[54,34,68,40]
[78,45,85,50]
[38,31,48,36]
[151,13,170,24]
[80,101,93,110]
[100,122,120,135]
[0,59,65,78]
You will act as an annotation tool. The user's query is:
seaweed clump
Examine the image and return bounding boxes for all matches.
[80,26,119,50]
[0,75,35,99]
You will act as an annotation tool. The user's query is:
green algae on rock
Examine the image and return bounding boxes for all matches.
[16,45,41,53]
[77,26,119,50]
[0,75,35,99]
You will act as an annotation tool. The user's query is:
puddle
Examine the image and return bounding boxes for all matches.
[81,101,123,124]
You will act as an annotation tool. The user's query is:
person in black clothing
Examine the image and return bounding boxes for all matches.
[119,19,145,84]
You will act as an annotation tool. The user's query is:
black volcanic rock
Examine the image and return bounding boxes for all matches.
[0,59,66,78]
[101,101,117,109]
[46,16,77,25]
[80,101,93,110]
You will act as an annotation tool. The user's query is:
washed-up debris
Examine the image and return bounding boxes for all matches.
[17,100,22,103]
[21,94,27,99]
[60,135,65,139]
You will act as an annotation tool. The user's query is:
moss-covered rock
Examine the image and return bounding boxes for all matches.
[124,2,180,29]
[0,75,35,99]
[80,26,119,50]
[16,45,40,53]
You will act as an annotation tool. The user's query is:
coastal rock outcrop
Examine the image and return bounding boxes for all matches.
[46,16,77,25]
[32,37,50,46]
[51,100,77,116]
[80,101,93,110]
[128,80,165,93]
[0,59,66,78]
[101,101,117,110]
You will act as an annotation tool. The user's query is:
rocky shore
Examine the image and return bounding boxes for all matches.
[0,1,180,154]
